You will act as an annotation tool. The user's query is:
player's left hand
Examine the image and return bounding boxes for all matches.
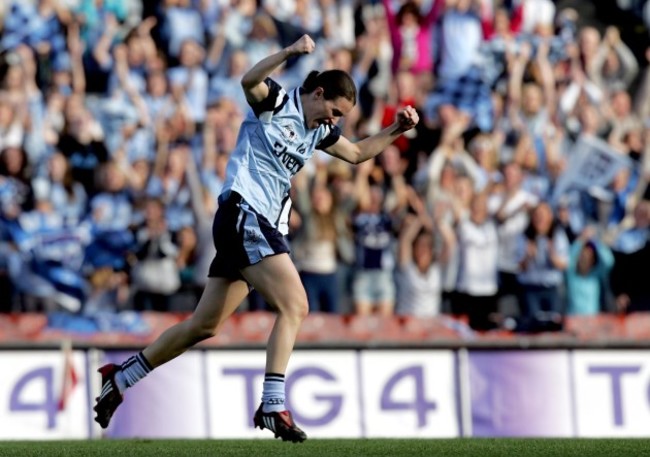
[396,105,419,133]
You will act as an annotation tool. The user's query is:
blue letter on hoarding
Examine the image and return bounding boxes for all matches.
[588,365,641,427]
[286,367,342,427]
[380,366,436,428]
[222,367,265,427]
[9,367,57,429]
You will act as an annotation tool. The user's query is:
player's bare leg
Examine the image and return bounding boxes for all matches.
[241,253,309,442]
[93,277,249,428]
[142,278,250,366]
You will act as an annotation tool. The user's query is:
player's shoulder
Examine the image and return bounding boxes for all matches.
[251,78,293,120]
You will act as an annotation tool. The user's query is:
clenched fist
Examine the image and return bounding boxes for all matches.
[287,34,316,56]
[396,105,419,133]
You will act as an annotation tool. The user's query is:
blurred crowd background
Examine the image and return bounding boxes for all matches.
[1,0,649,334]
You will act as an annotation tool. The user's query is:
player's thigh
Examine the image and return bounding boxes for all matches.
[190,277,250,329]
[241,254,307,313]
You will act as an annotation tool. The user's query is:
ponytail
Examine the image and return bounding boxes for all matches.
[302,71,320,93]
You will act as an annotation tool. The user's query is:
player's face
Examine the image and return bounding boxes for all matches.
[307,91,354,129]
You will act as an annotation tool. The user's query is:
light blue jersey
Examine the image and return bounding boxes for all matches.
[220,78,340,235]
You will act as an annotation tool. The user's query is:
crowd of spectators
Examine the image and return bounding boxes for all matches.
[0,0,649,334]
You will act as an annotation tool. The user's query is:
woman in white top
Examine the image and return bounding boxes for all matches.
[292,168,340,313]
[456,192,500,330]
[396,208,454,318]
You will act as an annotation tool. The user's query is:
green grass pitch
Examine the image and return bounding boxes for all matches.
[1,439,650,457]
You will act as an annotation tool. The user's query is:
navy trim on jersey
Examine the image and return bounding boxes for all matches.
[250,78,288,118]
[293,89,301,111]
[316,125,341,150]
[275,193,291,227]
[273,95,289,114]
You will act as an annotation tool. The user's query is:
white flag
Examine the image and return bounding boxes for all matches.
[552,135,632,203]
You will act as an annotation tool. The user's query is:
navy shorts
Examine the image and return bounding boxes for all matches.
[208,192,290,280]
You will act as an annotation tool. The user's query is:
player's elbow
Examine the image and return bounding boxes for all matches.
[240,73,255,90]
[240,71,262,90]
[347,145,365,165]
[343,154,362,165]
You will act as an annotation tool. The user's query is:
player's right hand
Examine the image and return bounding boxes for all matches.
[288,35,315,56]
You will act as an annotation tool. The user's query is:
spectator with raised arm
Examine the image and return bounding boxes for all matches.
[31,151,87,226]
[488,161,539,318]
[159,0,205,61]
[455,191,499,330]
[292,167,341,313]
[427,0,493,132]
[57,94,109,196]
[396,195,454,318]
[507,40,556,139]
[2,0,71,81]
[145,138,193,233]
[565,226,614,316]
[351,159,398,316]
[130,196,180,311]
[208,49,251,114]
[588,26,638,95]
[382,0,441,76]
[167,39,209,125]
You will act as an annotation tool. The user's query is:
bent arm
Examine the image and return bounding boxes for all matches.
[241,34,315,104]
[614,41,639,87]
[325,106,419,164]
[398,215,422,267]
[382,0,398,32]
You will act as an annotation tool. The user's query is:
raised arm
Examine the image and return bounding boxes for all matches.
[67,22,86,95]
[535,41,558,120]
[381,0,399,34]
[398,214,423,267]
[324,106,419,164]
[506,41,531,121]
[423,0,446,27]
[240,34,315,104]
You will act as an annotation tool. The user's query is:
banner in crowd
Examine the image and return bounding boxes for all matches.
[3,348,650,439]
[551,135,633,203]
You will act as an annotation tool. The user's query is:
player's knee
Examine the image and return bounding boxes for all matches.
[186,316,218,343]
[278,292,309,322]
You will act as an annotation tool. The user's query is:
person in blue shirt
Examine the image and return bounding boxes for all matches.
[565,226,615,316]
[94,34,419,442]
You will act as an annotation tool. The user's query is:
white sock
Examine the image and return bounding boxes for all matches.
[119,352,153,392]
[114,370,127,393]
[261,373,286,413]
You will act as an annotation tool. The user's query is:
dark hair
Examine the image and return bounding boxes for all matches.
[0,146,30,182]
[524,206,560,241]
[301,70,357,105]
[55,152,76,198]
[583,241,599,266]
[397,1,422,25]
